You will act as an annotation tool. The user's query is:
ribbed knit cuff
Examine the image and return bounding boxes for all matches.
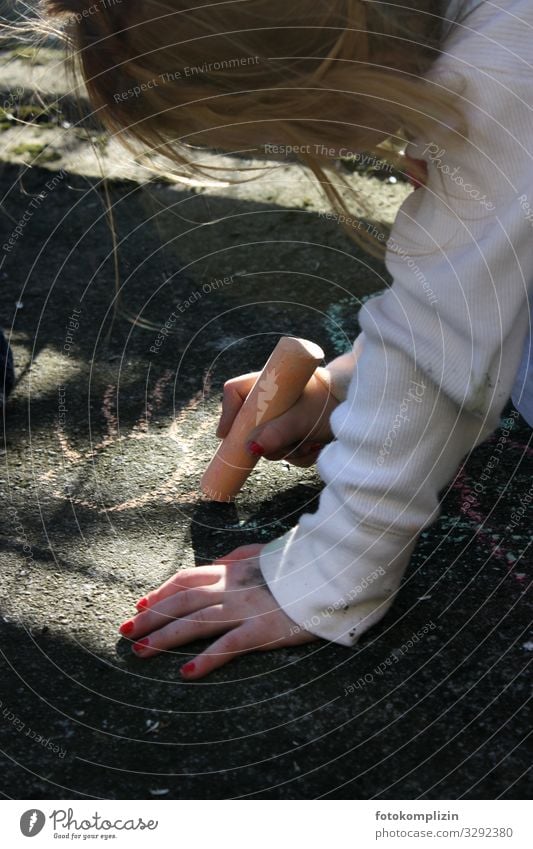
[259,523,417,645]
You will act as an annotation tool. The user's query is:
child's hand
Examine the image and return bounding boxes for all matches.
[216,367,339,467]
[119,544,317,679]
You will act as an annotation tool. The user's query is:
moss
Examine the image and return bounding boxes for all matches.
[14,104,49,120]
[34,122,59,132]
[339,150,408,183]
[36,150,62,163]
[0,103,62,128]
[91,134,109,152]
[11,142,47,155]
[9,46,45,64]
[10,142,61,163]
[9,46,64,64]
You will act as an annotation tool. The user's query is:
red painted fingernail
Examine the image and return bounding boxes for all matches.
[247,441,264,456]
[119,620,134,636]
[181,661,196,676]
[136,597,148,610]
[132,638,150,653]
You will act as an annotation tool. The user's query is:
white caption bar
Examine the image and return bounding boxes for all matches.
[2,800,530,848]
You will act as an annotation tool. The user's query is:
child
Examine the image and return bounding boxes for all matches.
[41,0,532,679]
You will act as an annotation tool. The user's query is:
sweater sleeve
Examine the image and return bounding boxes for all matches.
[259,0,533,644]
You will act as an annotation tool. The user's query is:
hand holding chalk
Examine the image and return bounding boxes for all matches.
[201,337,325,501]
[217,368,338,465]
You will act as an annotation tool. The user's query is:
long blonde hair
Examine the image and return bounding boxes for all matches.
[33,0,459,253]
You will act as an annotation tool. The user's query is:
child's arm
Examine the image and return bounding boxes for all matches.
[259,5,533,642]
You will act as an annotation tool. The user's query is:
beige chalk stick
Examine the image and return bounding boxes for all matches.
[201,336,324,501]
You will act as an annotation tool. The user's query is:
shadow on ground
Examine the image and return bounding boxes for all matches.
[0,162,531,799]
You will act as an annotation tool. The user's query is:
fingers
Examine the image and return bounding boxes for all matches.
[247,409,306,458]
[244,369,334,458]
[128,586,223,639]
[129,604,239,658]
[247,408,328,461]
[261,440,324,464]
[134,547,263,613]
[281,442,324,467]
[136,566,222,610]
[179,612,317,680]
[216,372,259,438]
[211,543,264,565]
[179,625,255,679]
[252,442,323,468]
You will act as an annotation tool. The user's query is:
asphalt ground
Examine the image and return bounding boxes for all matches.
[0,153,532,800]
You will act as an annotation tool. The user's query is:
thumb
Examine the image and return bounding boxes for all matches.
[247,405,307,458]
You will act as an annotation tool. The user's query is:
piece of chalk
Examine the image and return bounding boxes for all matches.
[201,336,324,501]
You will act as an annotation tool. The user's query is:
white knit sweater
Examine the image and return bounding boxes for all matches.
[259,0,533,644]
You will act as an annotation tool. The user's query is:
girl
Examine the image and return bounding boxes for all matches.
[39,0,532,679]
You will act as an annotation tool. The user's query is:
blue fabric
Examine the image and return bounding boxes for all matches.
[0,327,15,407]
[511,299,533,426]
